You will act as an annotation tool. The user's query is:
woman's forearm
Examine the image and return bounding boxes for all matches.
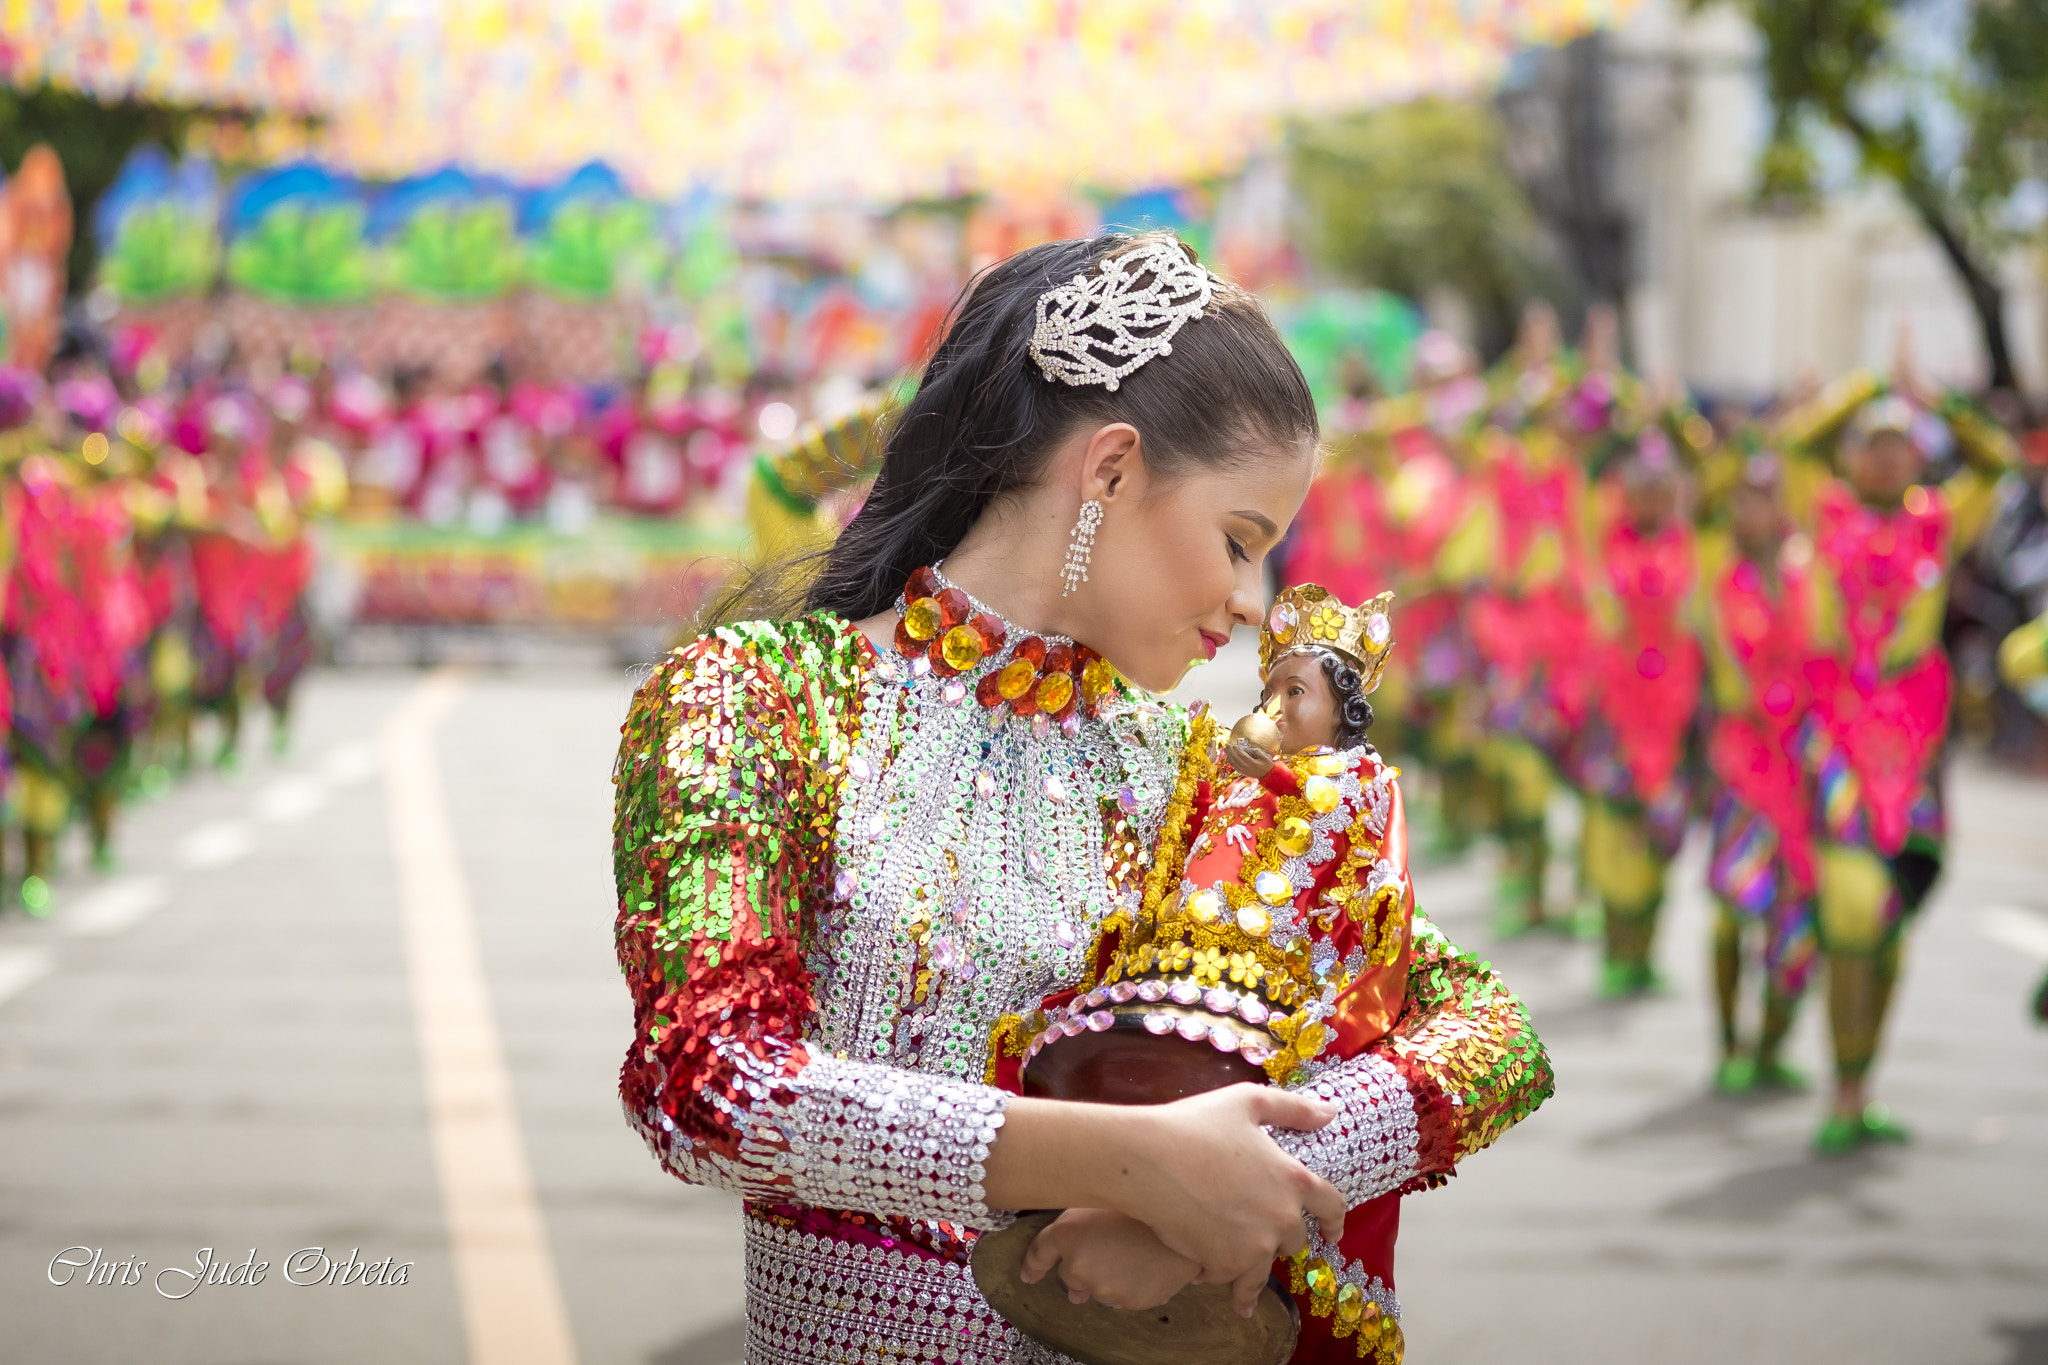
[979,1097,1163,1213]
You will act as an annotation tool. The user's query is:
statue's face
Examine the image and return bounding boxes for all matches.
[1259,650,1341,753]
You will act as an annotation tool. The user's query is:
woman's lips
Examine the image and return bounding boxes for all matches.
[1197,630,1227,661]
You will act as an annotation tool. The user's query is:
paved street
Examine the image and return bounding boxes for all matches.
[2,647,2045,1365]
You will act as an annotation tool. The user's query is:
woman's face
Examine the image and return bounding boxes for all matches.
[1843,430,1921,507]
[1622,471,1680,534]
[1070,441,1316,693]
[1730,481,1784,559]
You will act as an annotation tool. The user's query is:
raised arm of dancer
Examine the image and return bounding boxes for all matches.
[1936,392,2020,550]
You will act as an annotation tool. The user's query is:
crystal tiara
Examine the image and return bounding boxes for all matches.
[1027,237,1220,391]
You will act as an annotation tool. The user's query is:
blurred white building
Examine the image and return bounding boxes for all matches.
[1610,0,2048,400]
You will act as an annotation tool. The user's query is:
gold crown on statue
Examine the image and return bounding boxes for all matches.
[1259,584,1396,692]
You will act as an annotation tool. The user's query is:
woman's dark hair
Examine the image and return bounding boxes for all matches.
[1319,651,1376,751]
[800,231,1319,621]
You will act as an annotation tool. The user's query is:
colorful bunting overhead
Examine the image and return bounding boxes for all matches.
[1,0,1638,200]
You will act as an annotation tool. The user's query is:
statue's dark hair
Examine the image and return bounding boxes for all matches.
[796,231,1319,621]
[1319,651,1377,751]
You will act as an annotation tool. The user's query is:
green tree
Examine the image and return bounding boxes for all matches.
[1287,98,1565,357]
[1960,0,2048,246]
[1697,0,2022,393]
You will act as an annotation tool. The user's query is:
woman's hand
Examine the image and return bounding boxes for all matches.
[1018,1208,1200,1311]
[1111,1084,1344,1318]
[983,1084,1342,1318]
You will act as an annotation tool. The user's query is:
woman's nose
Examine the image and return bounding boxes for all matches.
[1228,578,1262,629]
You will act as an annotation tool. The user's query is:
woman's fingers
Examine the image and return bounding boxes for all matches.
[1299,1170,1346,1238]
[1246,1085,1338,1134]
[1018,1221,1063,1286]
[1230,1266,1270,1319]
[1104,1085,1354,1289]
[1025,1209,1201,1310]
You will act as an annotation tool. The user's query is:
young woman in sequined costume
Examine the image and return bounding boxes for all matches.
[612,234,1553,1364]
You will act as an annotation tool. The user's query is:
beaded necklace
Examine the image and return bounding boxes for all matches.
[893,564,1121,722]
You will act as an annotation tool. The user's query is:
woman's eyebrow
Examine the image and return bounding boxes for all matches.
[1233,509,1279,537]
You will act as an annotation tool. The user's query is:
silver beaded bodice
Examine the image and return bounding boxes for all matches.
[810,645,1187,1081]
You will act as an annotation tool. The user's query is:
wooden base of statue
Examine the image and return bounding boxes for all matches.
[970,1025,1298,1365]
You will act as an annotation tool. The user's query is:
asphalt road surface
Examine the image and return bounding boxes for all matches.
[2,647,2043,1365]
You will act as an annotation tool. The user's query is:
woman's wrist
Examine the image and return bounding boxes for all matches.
[981,1096,1170,1215]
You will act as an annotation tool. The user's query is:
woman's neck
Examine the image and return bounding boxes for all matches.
[936,497,1074,639]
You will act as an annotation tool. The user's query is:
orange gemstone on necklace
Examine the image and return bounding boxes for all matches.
[903,596,943,640]
[1080,657,1117,707]
[941,624,985,671]
[997,658,1037,700]
[1035,671,1074,714]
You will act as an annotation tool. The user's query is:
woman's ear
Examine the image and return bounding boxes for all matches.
[1079,422,1145,506]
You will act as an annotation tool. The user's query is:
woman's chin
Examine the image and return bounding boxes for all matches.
[1115,657,1185,695]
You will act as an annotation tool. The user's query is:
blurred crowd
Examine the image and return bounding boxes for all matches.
[95,328,784,537]
[1281,302,2048,1154]
[0,353,335,912]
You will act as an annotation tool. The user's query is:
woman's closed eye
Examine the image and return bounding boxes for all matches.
[1226,534,1249,564]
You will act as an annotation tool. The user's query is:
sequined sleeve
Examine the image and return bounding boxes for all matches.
[1374,917,1553,1191]
[613,619,1011,1229]
[1274,915,1552,1202]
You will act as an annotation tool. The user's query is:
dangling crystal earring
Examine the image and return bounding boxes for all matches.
[1060,499,1103,598]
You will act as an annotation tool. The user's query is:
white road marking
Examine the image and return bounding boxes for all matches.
[0,947,55,1006]
[255,775,327,824]
[63,878,172,938]
[382,670,580,1365]
[178,820,256,870]
[1979,905,2048,963]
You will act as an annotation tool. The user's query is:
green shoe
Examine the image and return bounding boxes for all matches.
[1598,961,1659,999]
[1491,876,1542,938]
[1859,1104,1910,1144]
[1750,1058,1808,1093]
[1713,1056,1757,1094]
[1813,1111,1863,1157]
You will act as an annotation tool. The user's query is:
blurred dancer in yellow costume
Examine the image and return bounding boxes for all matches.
[1777,372,2015,1153]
